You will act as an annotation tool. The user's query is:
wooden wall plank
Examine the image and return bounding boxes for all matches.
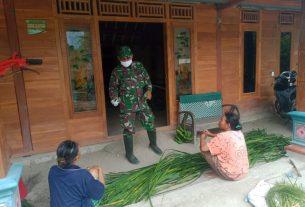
[0,0,23,155]
[259,10,279,102]
[68,117,105,140]
[13,0,67,153]
[14,0,53,10]
[195,5,216,24]
[195,5,217,93]
[220,9,240,104]
[6,0,108,154]
[221,9,240,25]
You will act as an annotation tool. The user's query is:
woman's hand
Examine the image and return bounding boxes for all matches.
[202,130,215,137]
[88,166,99,178]
[200,132,209,152]
[88,166,105,184]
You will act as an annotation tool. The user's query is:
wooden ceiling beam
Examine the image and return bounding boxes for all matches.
[216,0,246,10]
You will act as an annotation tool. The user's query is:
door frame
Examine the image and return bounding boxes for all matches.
[99,20,172,134]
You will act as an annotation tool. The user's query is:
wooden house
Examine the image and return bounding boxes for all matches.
[0,0,304,177]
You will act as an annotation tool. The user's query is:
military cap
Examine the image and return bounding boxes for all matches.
[118,46,133,59]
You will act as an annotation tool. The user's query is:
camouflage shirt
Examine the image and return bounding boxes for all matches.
[109,61,152,113]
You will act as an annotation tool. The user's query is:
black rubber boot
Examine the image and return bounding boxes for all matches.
[123,133,139,164]
[147,130,162,155]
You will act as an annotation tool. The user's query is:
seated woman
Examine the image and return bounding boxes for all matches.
[200,112,249,181]
[48,140,105,207]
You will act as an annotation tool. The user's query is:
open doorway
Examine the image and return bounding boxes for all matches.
[100,21,167,136]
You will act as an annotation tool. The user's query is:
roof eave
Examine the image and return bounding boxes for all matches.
[238,3,301,12]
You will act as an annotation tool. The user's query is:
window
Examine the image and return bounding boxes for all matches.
[65,26,97,112]
[243,31,257,93]
[280,32,292,73]
[174,28,192,98]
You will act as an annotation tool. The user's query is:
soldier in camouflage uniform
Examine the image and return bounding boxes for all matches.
[109,46,162,164]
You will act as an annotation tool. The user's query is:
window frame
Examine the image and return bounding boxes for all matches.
[60,19,102,118]
[278,25,295,74]
[240,24,260,98]
[279,31,292,73]
[172,22,195,100]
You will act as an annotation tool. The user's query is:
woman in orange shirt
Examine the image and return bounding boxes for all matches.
[200,112,249,181]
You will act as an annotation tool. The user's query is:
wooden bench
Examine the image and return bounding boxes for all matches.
[178,92,240,145]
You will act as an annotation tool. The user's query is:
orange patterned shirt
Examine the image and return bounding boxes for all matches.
[207,130,249,180]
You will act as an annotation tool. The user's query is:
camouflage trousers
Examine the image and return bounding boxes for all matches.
[120,109,155,136]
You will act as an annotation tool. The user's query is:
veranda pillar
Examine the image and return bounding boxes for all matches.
[297,0,305,111]
[0,123,10,178]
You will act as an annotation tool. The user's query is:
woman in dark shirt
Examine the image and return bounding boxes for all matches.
[48,140,105,207]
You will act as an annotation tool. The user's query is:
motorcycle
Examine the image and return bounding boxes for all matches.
[273,70,297,118]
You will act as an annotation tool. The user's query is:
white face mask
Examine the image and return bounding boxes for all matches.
[120,59,132,68]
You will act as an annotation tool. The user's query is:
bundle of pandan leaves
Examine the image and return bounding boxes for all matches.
[94,129,290,207]
[175,125,193,144]
[266,182,305,207]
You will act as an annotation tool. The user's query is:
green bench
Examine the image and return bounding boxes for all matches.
[178,92,240,144]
